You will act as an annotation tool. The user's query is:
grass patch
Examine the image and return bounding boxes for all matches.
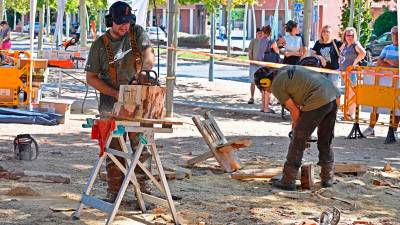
[177,52,209,60]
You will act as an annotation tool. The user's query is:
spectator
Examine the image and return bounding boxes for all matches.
[339,27,366,118]
[363,26,399,137]
[256,25,280,113]
[0,21,11,50]
[219,26,226,41]
[312,25,343,87]
[247,27,264,104]
[282,20,306,65]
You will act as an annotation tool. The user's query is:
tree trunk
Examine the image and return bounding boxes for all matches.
[38,7,45,50]
[112,85,166,119]
[79,0,87,47]
[0,0,4,21]
[227,0,232,56]
[46,1,50,36]
[21,14,25,34]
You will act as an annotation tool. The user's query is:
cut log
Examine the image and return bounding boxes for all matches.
[300,164,314,190]
[217,139,253,154]
[0,170,70,184]
[113,85,166,119]
[231,167,283,180]
[334,163,368,174]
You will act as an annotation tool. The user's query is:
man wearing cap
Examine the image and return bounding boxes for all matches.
[257,65,340,191]
[86,1,154,202]
[247,27,264,104]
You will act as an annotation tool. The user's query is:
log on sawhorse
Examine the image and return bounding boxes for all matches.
[187,111,252,172]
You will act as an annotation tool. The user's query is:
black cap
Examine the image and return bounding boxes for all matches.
[109,1,134,25]
[256,27,262,32]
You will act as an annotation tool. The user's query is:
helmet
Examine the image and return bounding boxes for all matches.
[254,67,275,90]
[297,56,322,68]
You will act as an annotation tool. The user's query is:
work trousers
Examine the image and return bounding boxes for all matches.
[286,100,337,171]
[106,133,151,194]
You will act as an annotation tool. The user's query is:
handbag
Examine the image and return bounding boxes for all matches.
[263,39,280,63]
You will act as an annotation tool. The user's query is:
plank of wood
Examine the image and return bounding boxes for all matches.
[334,163,368,174]
[162,163,192,179]
[231,167,283,180]
[217,139,252,154]
[111,114,183,125]
[0,170,70,184]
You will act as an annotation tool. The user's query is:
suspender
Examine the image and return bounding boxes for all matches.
[102,25,142,88]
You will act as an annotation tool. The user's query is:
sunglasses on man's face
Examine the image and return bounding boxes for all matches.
[346,34,354,37]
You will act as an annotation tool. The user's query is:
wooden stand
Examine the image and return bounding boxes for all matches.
[187,112,252,172]
[113,85,166,119]
[73,119,183,225]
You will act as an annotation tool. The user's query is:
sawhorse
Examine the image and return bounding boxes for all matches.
[73,118,183,224]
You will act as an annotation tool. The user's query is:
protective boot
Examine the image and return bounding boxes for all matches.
[320,164,334,188]
[272,165,298,191]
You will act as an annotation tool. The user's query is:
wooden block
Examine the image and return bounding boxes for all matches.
[114,85,166,119]
[231,167,283,180]
[163,164,192,179]
[217,139,252,154]
[300,164,314,189]
[334,163,368,174]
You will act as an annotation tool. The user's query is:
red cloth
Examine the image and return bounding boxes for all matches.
[91,119,115,156]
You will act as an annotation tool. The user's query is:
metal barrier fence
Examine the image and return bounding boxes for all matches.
[342,66,400,143]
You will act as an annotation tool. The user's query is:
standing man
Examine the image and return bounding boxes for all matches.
[248,28,264,104]
[363,26,399,137]
[257,65,340,191]
[85,1,155,202]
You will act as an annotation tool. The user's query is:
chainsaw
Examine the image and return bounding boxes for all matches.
[13,134,39,161]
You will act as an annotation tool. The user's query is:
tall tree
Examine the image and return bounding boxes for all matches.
[340,0,372,46]
[6,0,30,32]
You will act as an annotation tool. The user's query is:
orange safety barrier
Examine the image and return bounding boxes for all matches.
[342,66,400,143]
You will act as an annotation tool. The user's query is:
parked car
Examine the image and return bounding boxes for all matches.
[365,32,392,62]
[145,26,167,43]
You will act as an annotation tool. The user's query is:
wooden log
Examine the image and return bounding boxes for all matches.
[217,139,252,154]
[231,167,283,180]
[113,85,166,119]
[334,163,368,174]
[300,164,314,190]
[0,170,70,184]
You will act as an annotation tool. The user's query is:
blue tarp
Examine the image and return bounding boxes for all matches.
[0,108,63,126]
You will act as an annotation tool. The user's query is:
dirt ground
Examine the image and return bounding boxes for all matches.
[0,69,399,225]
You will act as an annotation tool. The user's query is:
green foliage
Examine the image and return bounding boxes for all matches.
[177,33,210,47]
[373,9,397,37]
[5,0,29,14]
[340,0,372,46]
[65,0,79,13]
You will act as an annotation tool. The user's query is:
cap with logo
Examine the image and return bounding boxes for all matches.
[109,1,135,25]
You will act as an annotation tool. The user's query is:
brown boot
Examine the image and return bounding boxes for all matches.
[272,165,298,191]
[320,164,334,188]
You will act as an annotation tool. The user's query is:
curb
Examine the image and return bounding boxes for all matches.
[177,57,249,68]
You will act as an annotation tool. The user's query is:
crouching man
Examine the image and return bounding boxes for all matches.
[257,65,341,191]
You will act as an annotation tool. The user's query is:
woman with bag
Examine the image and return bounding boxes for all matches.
[312,25,343,87]
[254,25,280,113]
[339,27,366,119]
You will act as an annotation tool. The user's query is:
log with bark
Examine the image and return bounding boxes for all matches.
[113,85,166,119]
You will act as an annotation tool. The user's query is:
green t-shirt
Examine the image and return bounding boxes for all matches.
[271,66,340,111]
[85,24,152,113]
[248,38,259,60]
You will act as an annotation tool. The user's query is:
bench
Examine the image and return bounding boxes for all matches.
[187,111,252,172]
